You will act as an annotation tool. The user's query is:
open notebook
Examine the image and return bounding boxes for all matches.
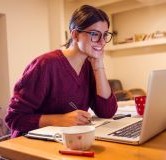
[25,117,112,142]
[25,70,166,145]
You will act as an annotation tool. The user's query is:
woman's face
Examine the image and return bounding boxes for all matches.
[77,21,109,59]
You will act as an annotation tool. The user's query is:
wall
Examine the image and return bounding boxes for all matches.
[0,14,10,134]
[105,49,166,90]
[104,3,166,90]
[0,0,50,93]
[48,0,65,50]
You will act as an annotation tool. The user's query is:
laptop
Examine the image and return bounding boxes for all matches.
[95,69,166,145]
[25,70,166,145]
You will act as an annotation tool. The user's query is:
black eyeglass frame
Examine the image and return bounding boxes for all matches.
[76,29,114,43]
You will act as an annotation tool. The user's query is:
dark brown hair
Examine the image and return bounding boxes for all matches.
[63,5,110,48]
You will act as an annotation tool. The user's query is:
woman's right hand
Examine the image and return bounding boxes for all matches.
[39,110,92,128]
[61,110,92,126]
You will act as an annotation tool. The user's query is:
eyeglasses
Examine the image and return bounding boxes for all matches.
[77,29,114,43]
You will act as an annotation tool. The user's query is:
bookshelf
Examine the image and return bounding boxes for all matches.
[105,38,166,51]
[103,1,166,52]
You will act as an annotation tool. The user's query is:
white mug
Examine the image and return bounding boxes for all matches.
[57,126,95,151]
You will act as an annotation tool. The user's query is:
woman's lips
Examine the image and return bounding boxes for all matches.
[92,46,103,51]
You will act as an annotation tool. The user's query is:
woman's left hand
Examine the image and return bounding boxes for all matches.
[88,56,104,71]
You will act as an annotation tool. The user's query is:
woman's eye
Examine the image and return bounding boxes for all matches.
[104,32,109,37]
[90,32,99,36]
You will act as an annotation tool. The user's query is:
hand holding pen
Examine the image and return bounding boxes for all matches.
[69,102,92,125]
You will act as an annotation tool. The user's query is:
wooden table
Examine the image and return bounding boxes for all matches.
[0,130,166,160]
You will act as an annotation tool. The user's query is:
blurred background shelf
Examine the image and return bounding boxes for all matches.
[107,38,166,51]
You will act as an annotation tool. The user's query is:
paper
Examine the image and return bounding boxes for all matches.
[117,105,137,116]
[91,117,112,128]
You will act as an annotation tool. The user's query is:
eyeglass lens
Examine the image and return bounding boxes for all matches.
[90,31,112,43]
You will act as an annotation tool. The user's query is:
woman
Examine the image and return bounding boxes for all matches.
[5,5,118,138]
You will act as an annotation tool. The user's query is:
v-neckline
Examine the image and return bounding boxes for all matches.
[60,51,87,84]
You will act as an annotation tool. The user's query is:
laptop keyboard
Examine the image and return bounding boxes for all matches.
[109,120,142,138]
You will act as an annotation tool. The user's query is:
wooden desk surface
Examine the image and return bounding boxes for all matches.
[0,131,166,160]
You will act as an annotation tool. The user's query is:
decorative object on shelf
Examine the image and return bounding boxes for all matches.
[152,31,166,39]
[114,30,166,45]
[134,34,147,42]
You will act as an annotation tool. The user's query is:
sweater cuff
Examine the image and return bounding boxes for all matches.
[95,92,118,118]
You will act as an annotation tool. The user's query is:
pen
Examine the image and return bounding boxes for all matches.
[69,101,78,110]
[69,101,93,124]
[59,150,95,157]
[113,114,131,120]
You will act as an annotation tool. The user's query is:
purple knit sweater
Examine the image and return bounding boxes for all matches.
[5,50,117,137]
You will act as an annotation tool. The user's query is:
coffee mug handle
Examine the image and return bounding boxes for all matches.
[53,133,63,143]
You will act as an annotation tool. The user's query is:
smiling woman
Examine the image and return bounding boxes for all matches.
[5,5,118,138]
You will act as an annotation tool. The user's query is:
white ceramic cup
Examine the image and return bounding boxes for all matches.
[59,126,95,151]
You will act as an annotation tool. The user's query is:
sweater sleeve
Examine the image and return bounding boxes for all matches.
[5,58,50,137]
[87,62,118,118]
[93,92,118,118]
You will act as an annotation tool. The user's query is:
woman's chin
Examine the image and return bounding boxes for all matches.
[92,51,103,58]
